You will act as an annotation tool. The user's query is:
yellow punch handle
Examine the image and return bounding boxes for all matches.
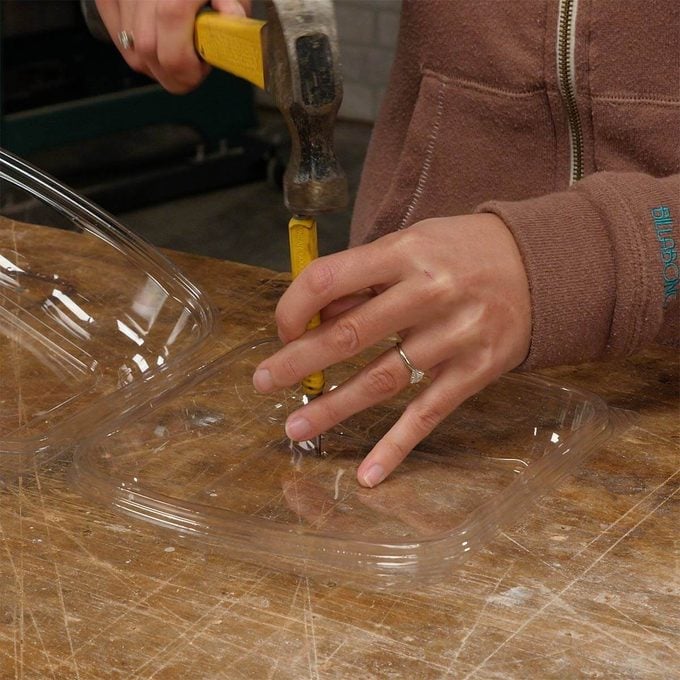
[288,216,324,399]
[194,12,266,89]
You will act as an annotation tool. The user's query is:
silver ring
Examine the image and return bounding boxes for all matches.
[118,30,135,50]
[395,342,425,384]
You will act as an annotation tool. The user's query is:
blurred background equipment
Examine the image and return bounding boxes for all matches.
[0,0,267,213]
[0,0,400,270]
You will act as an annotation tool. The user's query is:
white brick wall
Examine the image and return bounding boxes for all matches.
[252,0,402,122]
[335,0,402,121]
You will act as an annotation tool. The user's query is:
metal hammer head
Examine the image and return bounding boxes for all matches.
[265,0,348,215]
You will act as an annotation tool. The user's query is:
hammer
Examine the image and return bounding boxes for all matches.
[82,0,348,454]
[81,1,348,213]
[195,2,347,212]
[197,4,348,456]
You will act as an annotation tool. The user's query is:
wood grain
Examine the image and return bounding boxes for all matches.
[0,225,678,679]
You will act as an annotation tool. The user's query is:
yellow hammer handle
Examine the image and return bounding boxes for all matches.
[288,216,324,398]
[194,12,266,89]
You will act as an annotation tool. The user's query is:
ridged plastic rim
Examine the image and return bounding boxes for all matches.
[70,338,617,588]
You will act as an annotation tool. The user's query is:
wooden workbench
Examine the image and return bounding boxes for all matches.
[1,231,678,679]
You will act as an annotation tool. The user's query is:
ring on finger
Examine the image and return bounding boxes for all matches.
[395,342,426,384]
[118,30,135,50]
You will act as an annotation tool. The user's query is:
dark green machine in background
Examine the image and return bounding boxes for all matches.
[0,0,270,213]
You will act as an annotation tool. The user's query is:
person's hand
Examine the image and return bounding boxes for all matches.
[95,0,251,93]
[252,214,532,488]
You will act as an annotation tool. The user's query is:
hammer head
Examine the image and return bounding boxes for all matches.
[265,0,348,216]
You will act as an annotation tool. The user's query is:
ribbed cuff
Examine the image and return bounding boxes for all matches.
[478,172,677,369]
[478,185,617,369]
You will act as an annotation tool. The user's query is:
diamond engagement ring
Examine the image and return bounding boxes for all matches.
[118,30,135,50]
[395,342,425,384]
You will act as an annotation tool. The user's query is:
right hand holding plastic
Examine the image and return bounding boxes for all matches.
[95,0,251,93]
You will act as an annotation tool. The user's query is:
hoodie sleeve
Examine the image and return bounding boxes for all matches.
[478,171,679,369]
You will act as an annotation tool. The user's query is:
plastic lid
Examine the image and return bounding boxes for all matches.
[1,150,616,589]
[71,339,614,590]
[0,149,215,477]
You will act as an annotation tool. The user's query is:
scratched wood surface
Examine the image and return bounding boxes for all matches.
[0,228,678,679]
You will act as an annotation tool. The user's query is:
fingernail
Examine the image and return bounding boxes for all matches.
[286,416,311,441]
[361,464,385,488]
[253,368,273,392]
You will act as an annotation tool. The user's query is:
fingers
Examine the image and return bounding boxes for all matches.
[356,350,500,487]
[281,330,500,488]
[95,0,122,43]
[127,0,159,80]
[280,317,481,442]
[155,0,211,92]
[283,342,414,443]
[255,214,532,489]
[97,0,251,93]
[212,0,249,15]
[275,236,403,344]
[320,289,375,321]
[256,279,436,393]
[96,0,146,75]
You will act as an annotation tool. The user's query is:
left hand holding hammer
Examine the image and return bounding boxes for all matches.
[94,0,251,92]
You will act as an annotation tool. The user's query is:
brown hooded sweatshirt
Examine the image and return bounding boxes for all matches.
[350,0,679,369]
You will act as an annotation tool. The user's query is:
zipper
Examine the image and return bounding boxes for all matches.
[557,0,584,185]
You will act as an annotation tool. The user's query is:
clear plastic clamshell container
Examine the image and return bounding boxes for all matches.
[1,149,617,589]
[0,149,215,476]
